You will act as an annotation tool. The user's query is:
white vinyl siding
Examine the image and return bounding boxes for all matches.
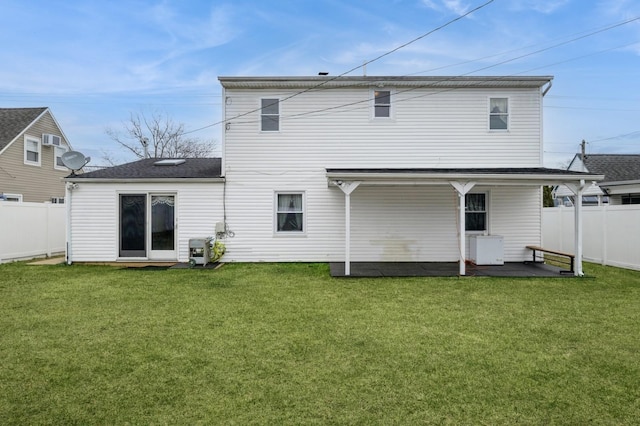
[225,87,542,169]
[219,81,545,263]
[68,182,224,262]
[222,180,541,263]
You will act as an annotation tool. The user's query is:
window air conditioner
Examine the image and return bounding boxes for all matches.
[42,134,62,146]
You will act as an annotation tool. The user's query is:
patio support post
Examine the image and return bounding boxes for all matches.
[565,179,586,276]
[450,181,476,276]
[336,181,360,276]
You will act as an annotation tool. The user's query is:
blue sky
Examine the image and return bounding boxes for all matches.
[1,0,639,166]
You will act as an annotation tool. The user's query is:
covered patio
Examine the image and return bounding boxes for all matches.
[327,168,604,277]
[330,261,572,278]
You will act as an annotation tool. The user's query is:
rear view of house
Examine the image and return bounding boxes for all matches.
[218,76,600,275]
[65,75,601,275]
[0,107,72,203]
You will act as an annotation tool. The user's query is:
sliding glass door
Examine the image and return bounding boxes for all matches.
[150,195,175,259]
[120,195,146,257]
[119,194,176,259]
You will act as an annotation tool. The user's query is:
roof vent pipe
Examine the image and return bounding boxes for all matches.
[141,137,150,158]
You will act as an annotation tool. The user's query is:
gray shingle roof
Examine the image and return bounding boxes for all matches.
[0,107,48,151]
[582,154,640,183]
[71,158,222,180]
[326,167,595,176]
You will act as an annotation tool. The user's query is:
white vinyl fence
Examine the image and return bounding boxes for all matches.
[543,205,640,271]
[0,202,66,263]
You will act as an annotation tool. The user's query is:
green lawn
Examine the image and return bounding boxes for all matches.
[1,261,639,424]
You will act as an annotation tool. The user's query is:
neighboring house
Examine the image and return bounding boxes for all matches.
[0,107,73,203]
[65,158,223,263]
[65,76,602,275]
[555,154,640,205]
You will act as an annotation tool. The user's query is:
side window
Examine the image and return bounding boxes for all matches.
[465,193,487,232]
[24,136,41,166]
[261,98,279,131]
[276,192,304,233]
[374,90,391,118]
[54,146,68,170]
[489,97,509,130]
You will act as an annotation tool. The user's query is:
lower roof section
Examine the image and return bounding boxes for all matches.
[326,167,604,186]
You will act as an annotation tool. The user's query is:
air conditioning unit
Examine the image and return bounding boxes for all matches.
[42,134,62,146]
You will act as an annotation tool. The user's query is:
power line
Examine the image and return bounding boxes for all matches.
[230,27,640,126]
[195,14,640,130]
[589,130,640,143]
[182,0,495,135]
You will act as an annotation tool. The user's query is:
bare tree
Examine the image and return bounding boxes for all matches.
[105,110,214,162]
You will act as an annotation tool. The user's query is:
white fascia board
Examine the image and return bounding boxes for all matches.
[600,179,640,186]
[62,177,225,183]
[326,171,604,185]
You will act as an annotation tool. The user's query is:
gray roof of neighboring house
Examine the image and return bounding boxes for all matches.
[69,158,223,180]
[581,154,640,183]
[0,107,48,151]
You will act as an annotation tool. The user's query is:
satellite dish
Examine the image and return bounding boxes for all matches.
[61,151,91,175]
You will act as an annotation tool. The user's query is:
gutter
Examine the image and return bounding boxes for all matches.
[62,177,226,184]
[326,171,604,183]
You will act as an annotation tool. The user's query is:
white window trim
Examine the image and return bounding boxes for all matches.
[0,193,23,202]
[371,88,394,120]
[488,96,510,132]
[274,191,306,236]
[24,135,41,166]
[465,191,489,235]
[54,145,68,171]
[260,98,280,132]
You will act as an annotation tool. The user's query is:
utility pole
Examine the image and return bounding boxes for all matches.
[580,139,586,163]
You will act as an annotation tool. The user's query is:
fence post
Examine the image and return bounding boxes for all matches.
[46,203,52,258]
[602,204,608,266]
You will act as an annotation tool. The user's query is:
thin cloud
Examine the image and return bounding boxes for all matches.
[508,0,571,14]
[421,0,471,15]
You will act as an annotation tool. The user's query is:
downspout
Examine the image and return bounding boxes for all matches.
[542,80,553,97]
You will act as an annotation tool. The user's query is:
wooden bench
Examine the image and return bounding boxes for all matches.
[526,245,575,274]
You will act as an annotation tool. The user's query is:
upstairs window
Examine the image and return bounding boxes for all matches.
[374,90,391,118]
[261,98,279,131]
[276,192,304,233]
[54,146,68,170]
[24,136,41,166]
[489,97,509,130]
[465,193,487,232]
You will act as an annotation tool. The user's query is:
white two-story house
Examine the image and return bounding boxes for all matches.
[65,76,601,275]
[218,76,601,275]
